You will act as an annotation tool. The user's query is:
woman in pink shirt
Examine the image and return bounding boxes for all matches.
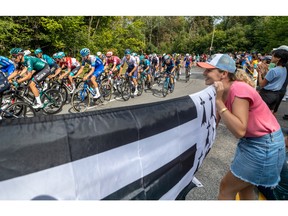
[197,54,285,200]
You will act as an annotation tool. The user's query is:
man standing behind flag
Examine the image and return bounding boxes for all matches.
[197,53,285,200]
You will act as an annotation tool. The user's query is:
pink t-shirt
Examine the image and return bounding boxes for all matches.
[225,81,280,137]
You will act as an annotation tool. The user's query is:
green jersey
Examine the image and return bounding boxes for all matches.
[23,56,47,72]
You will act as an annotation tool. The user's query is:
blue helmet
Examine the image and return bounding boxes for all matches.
[34,48,43,55]
[57,51,65,59]
[124,49,131,55]
[80,48,90,57]
[10,48,24,56]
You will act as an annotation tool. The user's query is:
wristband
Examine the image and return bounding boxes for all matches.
[219,107,228,114]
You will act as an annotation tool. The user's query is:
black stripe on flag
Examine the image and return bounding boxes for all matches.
[102,144,197,200]
[0,95,197,181]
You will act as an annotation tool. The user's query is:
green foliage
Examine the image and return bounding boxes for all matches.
[0,16,287,57]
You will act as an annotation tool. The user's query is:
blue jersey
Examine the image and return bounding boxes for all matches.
[0,56,15,75]
[82,55,103,68]
[0,56,14,68]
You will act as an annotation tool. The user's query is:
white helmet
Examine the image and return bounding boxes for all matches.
[24,50,31,56]
[97,52,102,56]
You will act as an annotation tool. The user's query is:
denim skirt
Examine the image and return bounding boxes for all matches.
[230,129,285,187]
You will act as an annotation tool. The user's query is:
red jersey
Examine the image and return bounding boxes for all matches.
[60,57,80,70]
[105,56,121,66]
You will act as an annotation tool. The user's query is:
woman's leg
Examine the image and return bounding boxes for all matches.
[218,170,256,200]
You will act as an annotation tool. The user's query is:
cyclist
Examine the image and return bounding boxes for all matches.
[56,52,81,93]
[73,48,104,99]
[104,51,121,76]
[184,53,192,81]
[0,55,16,79]
[9,48,51,108]
[119,49,139,95]
[161,54,176,92]
[97,51,106,66]
[34,48,61,78]
[174,53,182,80]
[139,55,152,89]
[150,53,159,77]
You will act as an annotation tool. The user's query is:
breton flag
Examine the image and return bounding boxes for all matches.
[0,85,216,200]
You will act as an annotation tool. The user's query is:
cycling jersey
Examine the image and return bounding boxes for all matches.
[60,57,80,70]
[162,59,175,73]
[41,54,56,67]
[22,56,47,73]
[82,55,104,78]
[121,56,138,78]
[151,56,159,66]
[184,56,192,67]
[0,56,15,75]
[139,59,150,72]
[106,56,121,66]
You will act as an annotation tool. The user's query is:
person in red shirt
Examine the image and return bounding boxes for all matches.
[104,51,122,76]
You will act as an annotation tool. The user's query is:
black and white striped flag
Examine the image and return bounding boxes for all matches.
[0,85,216,200]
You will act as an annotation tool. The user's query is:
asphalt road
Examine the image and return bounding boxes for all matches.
[59,67,287,200]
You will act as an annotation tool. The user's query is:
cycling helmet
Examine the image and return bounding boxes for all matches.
[57,51,65,59]
[80,48,90,57]
[10,48,24,56]
[186,53,189,56]
[96,51,102,56]
[153,53,157,57]
[52,53,58,59]
[164,55,170,61]
[106,51,113,57]
[24,50,31,56]
[34,48,43,55]
[139,55,145,61]
[124,49,131,55]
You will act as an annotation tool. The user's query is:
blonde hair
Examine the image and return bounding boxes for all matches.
[228,69,255,88]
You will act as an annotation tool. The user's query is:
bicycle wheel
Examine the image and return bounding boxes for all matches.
[1,101,36,119]
[41,89,64,115]
[100,82,112,102]
[50,82,68,104]
[136,79,144,96]
[121,81,131,101]
[185,67,190,82]
[162,78,169,97]
[71,88,90,112]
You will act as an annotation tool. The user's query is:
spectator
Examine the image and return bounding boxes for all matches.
[197,53,285,200]
[257,48,288,112]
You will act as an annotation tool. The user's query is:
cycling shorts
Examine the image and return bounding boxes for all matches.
[126,66,138,78]
[32,64,51,83]
[69,66,81,76]
[92,64,104,78]
[49,62,60,74]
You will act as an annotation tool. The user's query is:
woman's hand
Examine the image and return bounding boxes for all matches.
[213,81,225,102]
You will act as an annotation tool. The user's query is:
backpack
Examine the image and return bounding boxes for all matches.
[0,72,10,93]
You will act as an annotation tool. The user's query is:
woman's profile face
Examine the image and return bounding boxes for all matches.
[203,68,222,85]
